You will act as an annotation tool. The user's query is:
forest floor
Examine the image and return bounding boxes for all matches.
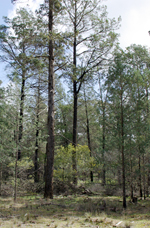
[0,194,150,228]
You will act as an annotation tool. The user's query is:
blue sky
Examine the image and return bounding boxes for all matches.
[1,0,150,86]
[0,0,13,86]
[0,1,13,24]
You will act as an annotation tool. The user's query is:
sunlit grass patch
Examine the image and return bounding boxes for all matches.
[0,195,150,227]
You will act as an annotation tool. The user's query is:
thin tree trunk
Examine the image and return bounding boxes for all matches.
[147,170,150,197]
[120,91,126,209]
[34,81,40,183]
[14,116,19,202]
[98,75,107,186]
[72,1,77,185]
[102,105,106,186]
[72,84,77,185]
[44,0,55,199]
[14,150,18,202]
[130,151,133,199]
[143,154,146,199]
[18,69,25,160]
[0,163,2,196]
[147,157,150,197]
[137,87,143,198]
[146,87,149,197]
[139,153,143,198]
[129,140,133,200]
[83,87,93,182]
[8,3,26,161]
[62,113,68,146]
[35,127,39,182]
[117,117,122,187]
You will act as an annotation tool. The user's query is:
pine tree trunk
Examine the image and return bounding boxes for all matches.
[14,115,18,202]
[143,154,146,199]
[72,1,77,185]
[139,153,143,198]
[146,88,149,197]
[84,87,93,182]
[18,68,25,160]
[121,91,126,209]
[0,163,2,196]
[137,88,142,198]
[44,0,55,199]
[35,130,39,183]
[117,119,122,187]
[34,79,40,183]
[130,150,133,200]
[14,129,19,202]
[147,172,150,197]
[102,105,106,186]
[98,75,107,185]
[72,82,77,185]
[14,151,18,202]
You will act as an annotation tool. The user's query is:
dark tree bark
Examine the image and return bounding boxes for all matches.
[17,41,26,160]
[0,163,2,196]
[72,83,78,184]
[129,135,134,200]
[44,0,55,199]
[34,79,40,183]
[137,87,143,198]
[138,153,143,198]
[102,105,106,186]
[18,68,26,160]
[14,115,19,202]
[143,154,146,199]
[117,122,122,187]
[146,87,149,197]
[98,75,107,186]
[83,87,93,182]
[14,148,18,202]
[34,124,39,183]
[120,88,126,209]
[72,1,77,185]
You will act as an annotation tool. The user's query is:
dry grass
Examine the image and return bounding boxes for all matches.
[0,194,149,227]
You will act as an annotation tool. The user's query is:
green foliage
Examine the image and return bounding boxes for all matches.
[54,144,96,181]
[0,8,48,82]
[9,157,34,170]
